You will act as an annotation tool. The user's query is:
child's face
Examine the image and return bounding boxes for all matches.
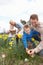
[10,24,14,29]
[25,28,31,34]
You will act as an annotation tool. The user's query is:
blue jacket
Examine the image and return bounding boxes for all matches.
[22,29,40,48]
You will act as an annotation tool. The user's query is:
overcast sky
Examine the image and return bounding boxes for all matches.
[0,0,43,29]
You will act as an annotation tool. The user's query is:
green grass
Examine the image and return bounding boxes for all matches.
[0,34,43,65]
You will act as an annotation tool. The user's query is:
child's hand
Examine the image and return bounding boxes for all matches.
[26,48,30,54]
[28,49,35,55]
[27,49,35,58]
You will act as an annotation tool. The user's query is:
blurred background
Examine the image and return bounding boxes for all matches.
[0,0,43,30]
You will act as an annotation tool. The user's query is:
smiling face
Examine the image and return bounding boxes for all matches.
[30,19,38,27]
[30,14,38,27]
[24,24,31,34]
[25,27,31,34]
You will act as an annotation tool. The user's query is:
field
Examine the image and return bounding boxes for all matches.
[0,34,43,65]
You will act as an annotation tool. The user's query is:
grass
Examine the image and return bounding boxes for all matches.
[0,34,43,65]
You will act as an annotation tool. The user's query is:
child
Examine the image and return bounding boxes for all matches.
[8,20,18,38]
[22,24,40,54]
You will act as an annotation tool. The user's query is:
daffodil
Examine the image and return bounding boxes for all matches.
[9,41,13,47]
[3,37,7,40]
[11,37,15,41]
[0,34,2,38]
[9,42,13,45]
[17,34,22,38]
[32,38,35,41]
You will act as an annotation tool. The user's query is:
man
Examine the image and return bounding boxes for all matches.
[27,14,43,56]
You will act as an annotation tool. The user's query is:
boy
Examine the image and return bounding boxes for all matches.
[22,24,40,54]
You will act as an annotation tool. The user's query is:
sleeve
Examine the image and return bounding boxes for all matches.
[18,28,23,35]
[32,29,41,41]
[22,33,28,49]
[34,41,43,53]
[16,24,22,30]
[32,29,40,35]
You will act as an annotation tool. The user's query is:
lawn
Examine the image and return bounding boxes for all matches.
[0,34,43,65]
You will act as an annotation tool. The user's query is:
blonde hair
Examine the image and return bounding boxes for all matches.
[9,20,16,26]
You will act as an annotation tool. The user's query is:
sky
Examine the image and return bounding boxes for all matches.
[0,0,43,30]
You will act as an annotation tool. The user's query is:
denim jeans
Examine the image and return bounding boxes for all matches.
[39,49,43,56]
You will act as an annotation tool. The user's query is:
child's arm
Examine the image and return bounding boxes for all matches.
[22,33,28,48]
[22,34,30,54]
[22,37,27,49]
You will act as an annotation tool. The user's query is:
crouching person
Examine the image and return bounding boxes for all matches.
[22,24,40,54]
[7,20,18,45]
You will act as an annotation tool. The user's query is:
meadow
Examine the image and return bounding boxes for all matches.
[0,34,43,65]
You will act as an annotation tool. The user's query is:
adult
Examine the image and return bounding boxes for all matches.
[9,20,23,44]
[27,14,43,56]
